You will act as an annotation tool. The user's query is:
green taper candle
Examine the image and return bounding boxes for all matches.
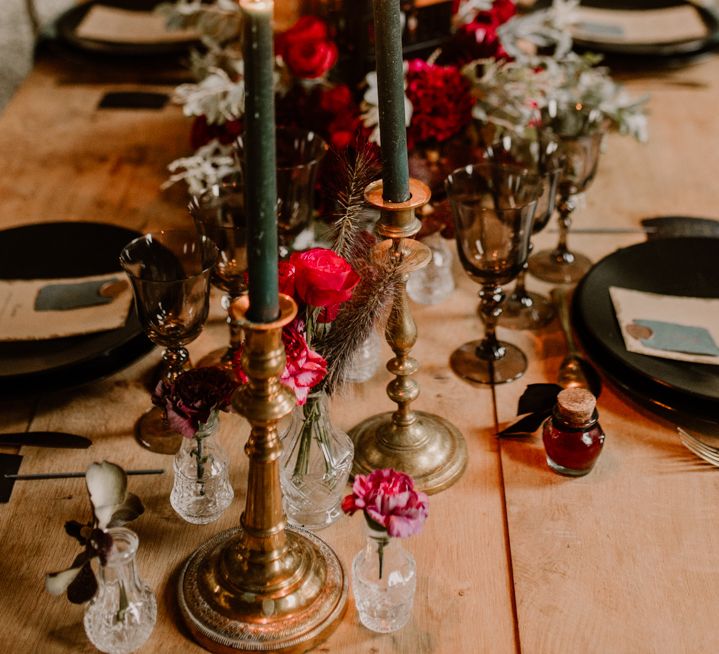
[372,0,411,203]
[241,0,279,323]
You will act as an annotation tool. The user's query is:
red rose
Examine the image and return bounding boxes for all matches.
[276,16,338,79]
[278,260,296,299]
[289,248,360,311]
[319,84,354,114]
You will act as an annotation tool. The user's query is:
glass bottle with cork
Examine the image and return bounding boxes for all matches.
[542,387,605,476]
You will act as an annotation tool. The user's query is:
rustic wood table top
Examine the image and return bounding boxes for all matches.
[0,46,718,654]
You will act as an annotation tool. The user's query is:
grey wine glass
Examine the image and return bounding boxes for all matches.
[445,164,540,384]
[189,178,248,370]
[485,135,564,330]
[529,108,606,284]
[120,230,217,454]
[235,126,328,253]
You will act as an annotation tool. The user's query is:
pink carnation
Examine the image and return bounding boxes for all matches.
[342,468,429,538]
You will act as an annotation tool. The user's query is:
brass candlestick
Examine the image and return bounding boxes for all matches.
[350,179,467,494]
[178,294,348,653]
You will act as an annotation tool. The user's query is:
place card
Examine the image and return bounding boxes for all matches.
[0,274,132,341]
[75,5,197,44]
[610,286,719,366]
[572,6,708,45]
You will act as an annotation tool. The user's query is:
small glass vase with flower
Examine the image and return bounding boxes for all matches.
[156,366,237,524]
[45,462,156,654]
[342,468,429,633]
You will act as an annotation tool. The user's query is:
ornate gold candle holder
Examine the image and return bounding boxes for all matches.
[350,179,468,494]
[177,294,347,653]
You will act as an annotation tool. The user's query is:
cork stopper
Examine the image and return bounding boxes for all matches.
[556,387,596,426]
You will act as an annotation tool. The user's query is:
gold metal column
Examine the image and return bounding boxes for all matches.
[178,295,348,653]
[350,179,468,494]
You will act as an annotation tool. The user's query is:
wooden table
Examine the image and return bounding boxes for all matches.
[1,46,718,654]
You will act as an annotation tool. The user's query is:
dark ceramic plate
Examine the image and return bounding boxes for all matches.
[569,0,719,61]
[55,0,199,57]
[0,222,153,395]
[573,237,719,428]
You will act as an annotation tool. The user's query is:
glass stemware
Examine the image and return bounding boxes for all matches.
[189,179,248,370]
[236,126,328,253]
[486,135,564,330]
[445,164,540,384]
[120,230,217,454]
[529,115,605,284]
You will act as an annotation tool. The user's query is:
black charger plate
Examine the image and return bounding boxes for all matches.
[573,237,719,429]
[0,222,153,395]
[55,0,199,58]
[570,0,719,62]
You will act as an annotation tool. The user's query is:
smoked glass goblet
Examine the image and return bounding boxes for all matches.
[189,178,248,370]
[236,127,328,253]
[486,135,564,329]
[445,164,540,384]
[120,230,217,454]
[529,119,605,284]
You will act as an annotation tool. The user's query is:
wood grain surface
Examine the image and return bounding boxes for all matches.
[0,44,717,654]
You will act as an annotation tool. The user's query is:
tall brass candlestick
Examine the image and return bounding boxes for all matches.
[350,181,467,493]
[178,295,347,653]
[350,1,467,493]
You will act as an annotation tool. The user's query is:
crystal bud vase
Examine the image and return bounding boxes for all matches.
[83,528,157,654]
[345,331,382,384]
[407,230,455,305]
[280,391,354,530]
[352,524,417,633]
[170,411,234,524]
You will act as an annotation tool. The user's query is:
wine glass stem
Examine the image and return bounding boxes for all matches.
[553,196,576,263]
[162,346,190,384]
[224,293,246,365]
[477,284,505,361]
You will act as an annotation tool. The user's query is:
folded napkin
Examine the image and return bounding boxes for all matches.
[610,287,719,366]
[75,5,197,44]
[572,6,707,45]
[0,274,132,341]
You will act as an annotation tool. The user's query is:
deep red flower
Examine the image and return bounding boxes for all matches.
[405,59,474,146]
[276,16,338,79]
[289,248,360,313]
[190,116,243,150]
[278,260,296,300]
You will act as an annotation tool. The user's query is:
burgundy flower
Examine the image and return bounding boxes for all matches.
[276,16,338,79]
[156,367,238,438]
[190,115,243,150]
[289,248,360,315]
[342,468,429,538]
[405,59,474,147]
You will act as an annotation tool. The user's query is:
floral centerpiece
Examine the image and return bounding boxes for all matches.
[155,365,238,523]
[45,462,156,652]
[159,0,647,240]
[341,468,429,633]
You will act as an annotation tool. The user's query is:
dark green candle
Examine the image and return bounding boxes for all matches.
[372,0,411,203]
[241,0,279,323]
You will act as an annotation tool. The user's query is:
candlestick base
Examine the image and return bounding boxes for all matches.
[177,525,348,654]
[351,411,467,495]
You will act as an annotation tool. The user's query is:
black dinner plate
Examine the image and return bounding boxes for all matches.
[0,222,153,395]
[55,0,199,58]
[573,237,719,428]
[568,0,719,63]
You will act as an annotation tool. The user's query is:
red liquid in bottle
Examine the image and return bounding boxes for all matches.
[542,388,605,477]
